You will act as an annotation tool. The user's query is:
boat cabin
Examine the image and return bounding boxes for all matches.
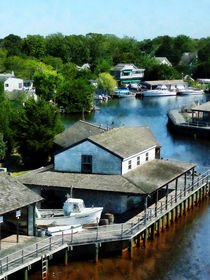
[63,198,85,215]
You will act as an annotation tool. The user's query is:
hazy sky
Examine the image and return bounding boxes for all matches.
[0,0,209,40]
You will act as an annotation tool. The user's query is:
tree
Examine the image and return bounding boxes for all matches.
[1,34,22,56]
[33,69,63,101]
[193,61,210,79]
[0,47,7,72]
[4,56,54,79]
[22,35,46,59]
[0,133,6,161]
[57,78,94,113]
[0,82,16,154]
[145,64,181,81]
[97,72,117,93]
[14,98,64,167]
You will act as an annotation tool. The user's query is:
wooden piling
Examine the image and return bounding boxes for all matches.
[65,248,68,266]
[95,243,99,263]
[24,268,28,280]
[129,239,134,259]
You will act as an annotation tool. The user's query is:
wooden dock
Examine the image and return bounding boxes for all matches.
[0,170,209,280]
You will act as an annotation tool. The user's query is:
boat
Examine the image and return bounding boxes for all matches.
[178,87,204,95]
[143,85,177,97]
[112,88,136,98]
[46,224,83,236]
[35,198,103,227]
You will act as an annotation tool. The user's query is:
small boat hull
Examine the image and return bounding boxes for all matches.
[178,89,203,95]
[143,90,176,97]
[46,224,83,236]
[36,207,103,227]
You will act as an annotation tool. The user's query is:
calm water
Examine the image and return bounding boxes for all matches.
[31,94,210,280]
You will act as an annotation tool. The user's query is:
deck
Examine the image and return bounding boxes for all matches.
[0,170,209,279]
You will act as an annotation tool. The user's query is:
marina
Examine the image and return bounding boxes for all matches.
[0,94,210,280]
[0,170,209,280]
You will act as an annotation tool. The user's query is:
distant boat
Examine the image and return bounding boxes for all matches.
[178,87,204,95]
[112,88,136,98]
[36,198,103,227]
[143,85,177,97]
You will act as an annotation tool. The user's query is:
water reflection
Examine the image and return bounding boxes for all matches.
[29,200,209,280]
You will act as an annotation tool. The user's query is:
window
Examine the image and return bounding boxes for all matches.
[137,156,140,166]
[5,83,9,87]
[146,152,149,161]
[81,155,92,173]
[128,160,132,170]
[19,83,22,89]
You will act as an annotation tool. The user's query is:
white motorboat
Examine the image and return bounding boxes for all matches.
[36,198,103,227]
[178,87,204,95]
[46,224,83,236]
[143,85,177,97]
[112,88,136,98]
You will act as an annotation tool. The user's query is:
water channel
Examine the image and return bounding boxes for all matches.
[31,94,210,280]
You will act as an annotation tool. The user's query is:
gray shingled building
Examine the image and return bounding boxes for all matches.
[0,173,43,238]
[18,121,196,215]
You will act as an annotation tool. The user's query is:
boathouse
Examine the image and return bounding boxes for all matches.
[0,172,42,239]
[18,121,196,215]
[141,80,188,91]
[191,101,210,125]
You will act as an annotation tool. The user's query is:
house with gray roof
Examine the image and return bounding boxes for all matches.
[54,125,161,175]
[155,57,172,67]
[111,64,145,86]
[0,173,43,238]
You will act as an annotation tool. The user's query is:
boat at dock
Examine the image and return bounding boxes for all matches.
[177,87,204,95]
[143,85,177,97]
[36,198,103,227]
[112,88,136,98]
[46,224,83,236]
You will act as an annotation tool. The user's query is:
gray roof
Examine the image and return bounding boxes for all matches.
[192,101,210,113]
[0,173,43,215]
[155,57,172,66]
[17,166,144,195]
[54,120,107,148]
[145,80,185,86]
[89,126,160,159]
[17,159,195,196]
[123,159,196,194]
[111,64,144,72]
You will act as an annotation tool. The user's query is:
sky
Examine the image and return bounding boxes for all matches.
[0,0,209,41]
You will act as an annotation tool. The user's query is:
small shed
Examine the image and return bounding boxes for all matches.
[191,101,210,124]
[0,173,43,238]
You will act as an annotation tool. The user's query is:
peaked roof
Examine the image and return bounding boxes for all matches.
[0,173,43,215]
[155,57,172,66]
[192,101,210,113]
[54,120,107,148]
[89,126,160,159]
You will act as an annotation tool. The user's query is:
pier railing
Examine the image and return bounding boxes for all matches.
[0,170,209,278]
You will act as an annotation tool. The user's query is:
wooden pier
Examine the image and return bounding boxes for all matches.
[0,170,209,279]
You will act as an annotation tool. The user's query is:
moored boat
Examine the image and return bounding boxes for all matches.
[112,88,136,98]
[178,87,204,95]
[143,85,176,97]
[36,198,103,227]
[46,224,83,236]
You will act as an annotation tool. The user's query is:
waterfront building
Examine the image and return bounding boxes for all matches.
[18,121,196,215]
[0,172,42,240]
[111,64,145,86]
[142,79,188,91]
